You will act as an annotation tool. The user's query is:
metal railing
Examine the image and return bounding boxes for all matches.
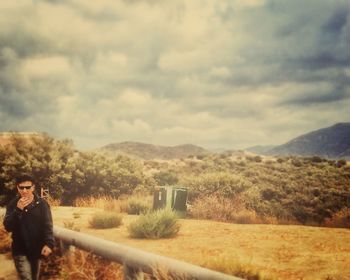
[54,226,243,280]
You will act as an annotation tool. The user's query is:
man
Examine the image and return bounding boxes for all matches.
[3,174,54,280]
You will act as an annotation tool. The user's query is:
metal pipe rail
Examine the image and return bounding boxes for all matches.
[54,226,243,280]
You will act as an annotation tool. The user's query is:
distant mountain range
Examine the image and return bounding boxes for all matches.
[248,123,350,159]
[99,141,210,160]
[2,123,349,160]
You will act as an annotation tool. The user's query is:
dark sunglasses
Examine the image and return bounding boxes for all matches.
[18,185,33,190]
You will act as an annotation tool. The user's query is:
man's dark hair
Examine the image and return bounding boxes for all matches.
[15,174,36,185]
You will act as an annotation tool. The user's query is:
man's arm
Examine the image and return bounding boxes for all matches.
[3,201,22,232]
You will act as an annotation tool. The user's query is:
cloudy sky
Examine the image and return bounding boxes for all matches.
[0,0,349,150]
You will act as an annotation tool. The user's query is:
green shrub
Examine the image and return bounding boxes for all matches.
[336,159,347,168]
[310,156,323,163]
[184,172,252,200]
[128,208,180,239]
[245,155,262,163]
[245,156,253,162]
[153,171,179,186]
[120,197,151,215]
[127,200,150,215]
[253,156,262,163]
[291,158,302,167]
[324,207,350,228]
[89,212,123,229]
[261,188,280,201]
[189,195,259,224]
[196,154,205,160]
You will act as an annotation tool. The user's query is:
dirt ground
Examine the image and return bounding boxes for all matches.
[52,207,350,280]
[0,254,16,280]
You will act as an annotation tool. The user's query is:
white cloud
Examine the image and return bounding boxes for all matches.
[210,67,231,78]
[23,56,72,79]
[92,52,129,81]
[117,88,152,107]
[234,0,266,9]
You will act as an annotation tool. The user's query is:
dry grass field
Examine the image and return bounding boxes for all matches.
[51,206,350,280]
[1,206,349,279]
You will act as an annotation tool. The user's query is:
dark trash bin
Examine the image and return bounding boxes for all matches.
[153,186,188,213]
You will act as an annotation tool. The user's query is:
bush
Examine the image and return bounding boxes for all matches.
[253,156,262,163]
[128,208,180,239]
[310,156,323,163]
[291,158,302,167]
[261,188,280,201]
[89,212,123,229]
[120,197,151,215]
[324,207,350,228]
[336,159,347,168]
[121,198,151,215]
[189,195,259,224]
[184,172,252,200]
[196,154,205,160]
[153,171,179,186]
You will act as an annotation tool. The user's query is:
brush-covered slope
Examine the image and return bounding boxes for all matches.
[99,141,210,160]
[267,123,350,158]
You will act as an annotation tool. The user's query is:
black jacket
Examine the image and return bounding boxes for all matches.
[3,193,54,259]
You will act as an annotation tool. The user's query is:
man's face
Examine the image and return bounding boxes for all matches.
[17,180,35,197]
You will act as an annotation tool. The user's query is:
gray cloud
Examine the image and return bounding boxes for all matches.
[279,85,350,107]
[0,0,349,149]
[0,31,52,59]
[322,7,349,35]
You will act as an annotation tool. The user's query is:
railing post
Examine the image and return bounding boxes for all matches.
[58,240,75,270]
[123,263,144,280]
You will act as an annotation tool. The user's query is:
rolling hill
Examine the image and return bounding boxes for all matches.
[266,123,350,158]
[98,141,210,160]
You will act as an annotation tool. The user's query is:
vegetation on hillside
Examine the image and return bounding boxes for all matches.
[146,153,350,226]
[100,141,209,160]
[0,134,152,205]
[1,133,349,227]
